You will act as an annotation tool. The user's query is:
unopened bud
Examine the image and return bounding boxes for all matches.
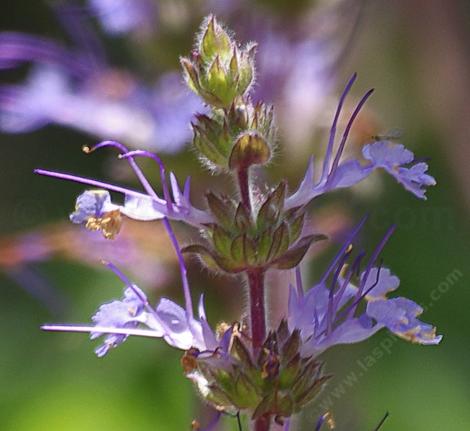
[229,132,271,170]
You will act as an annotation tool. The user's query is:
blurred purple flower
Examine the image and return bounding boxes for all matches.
[89,0,156,35]
[0,15,202,152]
[0,1,359,153]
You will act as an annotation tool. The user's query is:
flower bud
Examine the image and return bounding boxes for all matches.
[228,131,271,170]
[200,15,232,63]
[181,15,256,108]
[191,102,276,173]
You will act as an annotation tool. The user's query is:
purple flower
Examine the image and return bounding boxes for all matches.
[37,141,213,229]
[42,260,218,357]
[286,74,436,209]
[287,219,442,357]
[362,141,436,199]
[0,19,202,152]
[88,0,156,35]
[91,284,147,357]
[367,298,442,345]
[0,1,359,155]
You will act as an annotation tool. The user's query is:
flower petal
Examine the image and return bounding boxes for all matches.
[367,298,442,345]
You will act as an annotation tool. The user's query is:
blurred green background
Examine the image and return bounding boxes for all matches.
[1,1,469,430]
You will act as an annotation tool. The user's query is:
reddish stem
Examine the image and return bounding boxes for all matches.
[247,269,266,349]
[254,415,271,431]
[247,269,270,431]
[237,167,251,212]
[237,166,270,431]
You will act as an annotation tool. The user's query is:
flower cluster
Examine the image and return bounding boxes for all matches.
[39,15,441,431]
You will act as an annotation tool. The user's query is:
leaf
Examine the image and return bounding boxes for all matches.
[273,234,327,270]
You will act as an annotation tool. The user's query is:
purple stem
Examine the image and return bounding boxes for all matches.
[295,266,304,296]
[247,268,266,349]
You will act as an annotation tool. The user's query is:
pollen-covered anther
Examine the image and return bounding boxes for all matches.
[85,209,122,239]
[216,321,232,337]
[261,353,280,379]
[181,348,200,374]
[325,412,336,429]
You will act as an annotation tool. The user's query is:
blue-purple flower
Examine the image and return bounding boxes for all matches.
[286,74,436,209]
[37,140,213,230]
[0,14,201,153]
[89,0,156,35]
[0,1,357,154]
[288,220,442,358]
[43,260,218,357]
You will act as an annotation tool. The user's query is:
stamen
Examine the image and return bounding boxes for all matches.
[315,411,335,430]
[319,215,367,285]
[120,150,173,214]
[321,72,357,182]
[41,324,161,338]
[295,266,304,297]
[332,251,365,318]
[0,32,93,77]
[326,248,351,334]
[327,88,375,183]
[87,140,163,203]
[102,261,157,317]
[34,169,163,203]
[236,412,243,431]
[357,225,396,300]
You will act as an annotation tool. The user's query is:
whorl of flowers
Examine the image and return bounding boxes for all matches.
[40,16,440,431]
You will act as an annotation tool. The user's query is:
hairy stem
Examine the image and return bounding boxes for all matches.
[247,269,266,349]
[237,166,270,431]
[237,167,251,212]
[247,268,270,431]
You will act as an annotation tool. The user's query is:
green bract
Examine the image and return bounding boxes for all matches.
[183,321,330,423]
[183,183,326,273]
